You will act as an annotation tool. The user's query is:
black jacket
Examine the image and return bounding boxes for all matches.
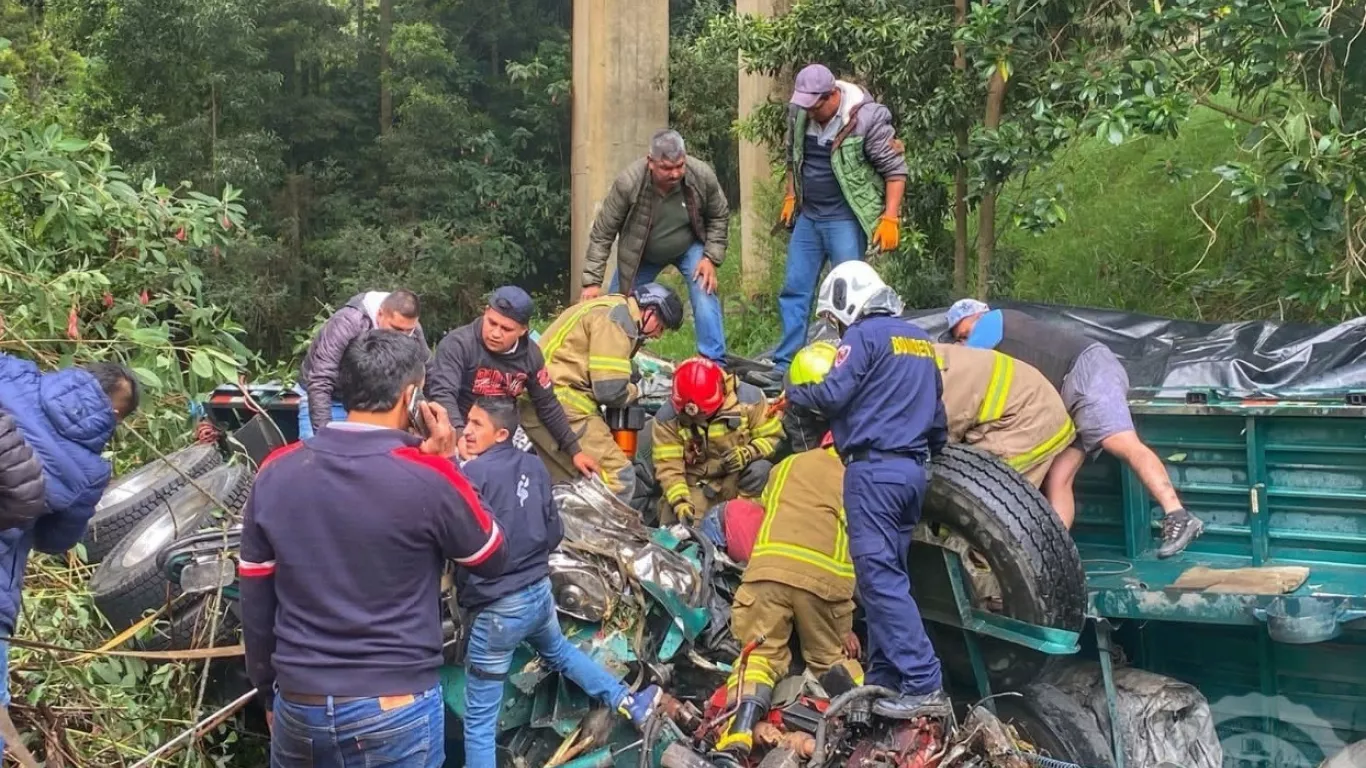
[0,411,46,531]
[457,441,562,612]
[425,319,581,455]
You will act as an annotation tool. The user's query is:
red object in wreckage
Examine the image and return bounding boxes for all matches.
[66,306,80,340]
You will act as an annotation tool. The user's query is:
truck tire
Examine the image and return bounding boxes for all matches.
[911,445,1086,692]
[995,682,1116,768]
[84,444,223,564]
[137,594,240,652]
[91,464,252,631]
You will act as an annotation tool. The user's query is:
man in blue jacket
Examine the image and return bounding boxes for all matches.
[0,355,138,736]
[785,262,948,720]
[458,397,662,768]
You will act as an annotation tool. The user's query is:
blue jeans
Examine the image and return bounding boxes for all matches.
[774,215,867,370]
[270,686,444,768]
[610,241,727,361]
[295,385,348,440]
[464,578,630,768]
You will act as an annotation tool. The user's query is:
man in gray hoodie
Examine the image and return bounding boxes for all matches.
[297,290,425,438]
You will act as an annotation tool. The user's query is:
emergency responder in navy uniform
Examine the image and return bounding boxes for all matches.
[785,261,949,719]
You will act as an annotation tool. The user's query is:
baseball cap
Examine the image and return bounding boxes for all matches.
[487,286,535,326]
[945,298,990,331]
[790,64,837,109]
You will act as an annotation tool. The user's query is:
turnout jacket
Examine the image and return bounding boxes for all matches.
[537,296,642,418]
[651,378,784,509]
[932,344,1075,476]
[743,448,854,602]
[426,319,581,455]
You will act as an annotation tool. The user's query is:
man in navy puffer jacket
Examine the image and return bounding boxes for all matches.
[0,354,137,729]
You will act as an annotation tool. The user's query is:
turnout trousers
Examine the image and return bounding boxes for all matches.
[843,456,943,695]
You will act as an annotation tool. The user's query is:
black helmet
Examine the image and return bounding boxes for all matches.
[632,282,684,331]
[781,403,830,454]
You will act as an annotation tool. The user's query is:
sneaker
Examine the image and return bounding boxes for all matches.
[871,689,952,720]
[1157,508,1204,559]
[618,685,663,728]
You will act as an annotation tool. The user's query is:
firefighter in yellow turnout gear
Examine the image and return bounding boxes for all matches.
[650,357,784,524]
[521,284,684,501]
[713,342,862,762]
[932,343,1074,486]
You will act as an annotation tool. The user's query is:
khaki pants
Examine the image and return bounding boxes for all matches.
[729,580,855,698]
[520,402,636,502]
[970,416,1074,488]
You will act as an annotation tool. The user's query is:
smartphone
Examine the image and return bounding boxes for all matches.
[407,386,430,439]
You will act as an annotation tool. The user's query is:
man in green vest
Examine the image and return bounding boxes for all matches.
[768,63,907,380]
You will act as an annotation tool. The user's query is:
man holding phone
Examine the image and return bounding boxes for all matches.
[241,329,507,768]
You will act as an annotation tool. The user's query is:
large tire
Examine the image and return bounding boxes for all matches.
[91,464,252,631]
[137,594,240,652]
[910,445,1086,692]
[995,682,1117,768]
[84,444,223,564]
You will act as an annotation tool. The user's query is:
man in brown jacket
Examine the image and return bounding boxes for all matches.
[521,284,683,503]
[933,343,1075,487]
[580,130,730,363]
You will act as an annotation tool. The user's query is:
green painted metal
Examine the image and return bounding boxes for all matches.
[1076,393,1366,766]
[929,549,1083,656]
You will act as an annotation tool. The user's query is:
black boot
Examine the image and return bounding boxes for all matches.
[1157,508,1204,559]
[711,697,770,758]
[872,689,952,720]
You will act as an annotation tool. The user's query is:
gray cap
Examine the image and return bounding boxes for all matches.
[790,64,837,109]
[945,298,990,331]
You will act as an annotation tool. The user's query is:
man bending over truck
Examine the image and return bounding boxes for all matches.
[945,299,1203,557]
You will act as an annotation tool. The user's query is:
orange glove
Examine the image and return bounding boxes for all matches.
[779,194,796,227]
[872,216,900,252]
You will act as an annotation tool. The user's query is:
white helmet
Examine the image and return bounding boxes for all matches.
[816,261,904,327]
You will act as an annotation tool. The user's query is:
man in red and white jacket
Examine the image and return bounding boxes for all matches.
[241,329,506,768]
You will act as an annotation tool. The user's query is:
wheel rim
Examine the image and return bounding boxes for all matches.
[120,494,220,568]
[97,460,183,511]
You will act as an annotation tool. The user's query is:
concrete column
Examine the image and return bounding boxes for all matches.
[570,0,670,300]
[736,0,792,296]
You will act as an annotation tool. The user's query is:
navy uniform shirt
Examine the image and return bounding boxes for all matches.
[788,314,948,459]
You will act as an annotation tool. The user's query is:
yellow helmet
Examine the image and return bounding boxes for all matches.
[786,340,839,387]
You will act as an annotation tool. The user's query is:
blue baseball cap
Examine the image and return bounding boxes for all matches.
[945,298,990,332]
[790,64,837,109]
[488,286,535,326]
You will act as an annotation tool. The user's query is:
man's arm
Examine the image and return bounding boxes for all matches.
[0,412,47,531]
[302,310,361,431]
[744,397,786,460]
[238,488,280,709]
[788,327,873,418]
[526,345,582,456]
[417,454,508,578]
[651,414,691,512]
[586,311,636,408]
[583,172,635,290]
[862,104,908,219]
[32,472,106,554]
[538,464,564,551]
[928,364,949,456]
[700,168,730,266]
[425,332,473,433]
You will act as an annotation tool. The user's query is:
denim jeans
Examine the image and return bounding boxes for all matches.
[295,385,348,440]
[773,215,867,370]
[464,578,629,768]
[610,241,727,361]
[270,685,444,768]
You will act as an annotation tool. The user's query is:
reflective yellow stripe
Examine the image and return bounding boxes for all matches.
[707,422,732,438]
[750,543,856,578]
[977,353,1014,423]
[715,730,754,752]
[1007,417,1077,471]
[751,438,775,457]
[541,298,619,364]
[555,387,599,416]
[754,458,854,578]
[664,483,691,504]
[752,417,783,439]
[588,355,632,374]
[653,443,685,461]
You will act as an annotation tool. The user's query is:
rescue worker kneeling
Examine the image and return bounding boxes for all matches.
[709,375,862,761]
[521,283,684,503]
[651,357,784,524]
[933,343,1074,487]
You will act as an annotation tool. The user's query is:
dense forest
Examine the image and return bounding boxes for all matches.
[2,0,1366,763]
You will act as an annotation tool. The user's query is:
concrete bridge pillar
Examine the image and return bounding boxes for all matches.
[737,0,792,295]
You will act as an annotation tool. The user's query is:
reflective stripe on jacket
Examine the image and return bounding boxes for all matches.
[536,296,642,415]
[743,448,854,602]
[651,378,784,507]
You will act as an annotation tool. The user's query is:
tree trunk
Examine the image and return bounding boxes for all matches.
[952,0,969,296]
[975,68,1008,299]
[379,0,392,135]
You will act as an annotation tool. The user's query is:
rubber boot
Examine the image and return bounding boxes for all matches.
[711,696,770,760]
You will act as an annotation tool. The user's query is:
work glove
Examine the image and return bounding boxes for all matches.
[871,216,900,252]
[674,500,699,525]
[721,444,760,474]
[778,194,796,227]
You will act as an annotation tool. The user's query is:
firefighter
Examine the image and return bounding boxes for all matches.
[933,342,1075,487]
[649,357,784,525]
[786,261,948,719]
[710,342,863,763]
[520,283,684,502]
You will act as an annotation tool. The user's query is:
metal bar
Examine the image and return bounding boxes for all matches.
[963,628,995,712]
[1094,620,1125,768]
[1121,454,1149,559]
[1247,416,1269,566]
[935,550,1081,654]
[129,688,258,768]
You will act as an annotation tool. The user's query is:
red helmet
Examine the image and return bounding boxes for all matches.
[671,357,726,419]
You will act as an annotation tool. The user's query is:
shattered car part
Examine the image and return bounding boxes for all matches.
[549,551,620,623]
